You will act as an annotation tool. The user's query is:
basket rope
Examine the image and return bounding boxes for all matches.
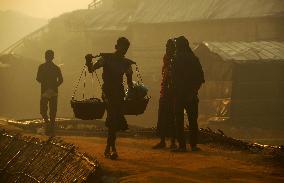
[72,66,99,100]
[91,73,95,98]
[93,70,106,100]
[71,66,86,100]
[122,63,143,92]
[83,68,87,99]
[72,59,147,100]
[93,71,102,90]
[135,64,143,85]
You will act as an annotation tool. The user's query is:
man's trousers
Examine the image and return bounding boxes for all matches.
[40,96,57,123]
[174,95,199,148]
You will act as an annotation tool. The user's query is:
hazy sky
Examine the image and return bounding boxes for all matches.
[0,0,92,19]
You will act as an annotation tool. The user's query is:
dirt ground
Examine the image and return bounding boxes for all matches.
[0,119,283,183]
[61,136,284,183]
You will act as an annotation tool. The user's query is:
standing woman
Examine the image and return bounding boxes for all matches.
[153,39,177,149]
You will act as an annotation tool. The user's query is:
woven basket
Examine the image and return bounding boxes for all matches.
[71,98,105,120]
[124,97,150,115]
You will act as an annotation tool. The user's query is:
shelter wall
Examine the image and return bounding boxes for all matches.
[230,62,284,127]
[129,16,284,125]
[127,17,284,123]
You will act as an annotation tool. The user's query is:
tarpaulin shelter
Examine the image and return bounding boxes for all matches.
[127,0,284,126]
[194,41,284,128]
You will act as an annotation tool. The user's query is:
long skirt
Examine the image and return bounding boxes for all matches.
[156,96,175,138]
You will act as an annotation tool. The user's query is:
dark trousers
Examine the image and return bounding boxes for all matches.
[103,86,127,151]
[40,96,57,123]
[175,95,199,147]
[106,128,117,151]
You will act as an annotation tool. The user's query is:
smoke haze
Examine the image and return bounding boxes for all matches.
[0,0,91,18]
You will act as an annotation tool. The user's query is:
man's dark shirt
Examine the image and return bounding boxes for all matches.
[173,52,205,96]
[88,53,134,90]
[36,61,63,94]
[101,53,133,88]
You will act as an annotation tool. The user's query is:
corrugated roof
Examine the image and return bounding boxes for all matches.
[201,41,284,62]
[52,9,132,31]
[86,9,132,31]
[52,0,284,31]
[131,0,284,23]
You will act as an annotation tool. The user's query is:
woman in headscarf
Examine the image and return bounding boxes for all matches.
[153,39,177,149]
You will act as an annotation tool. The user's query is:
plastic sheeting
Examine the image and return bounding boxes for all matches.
[195,41,284,126]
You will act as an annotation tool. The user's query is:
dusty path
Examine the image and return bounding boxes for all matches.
[0,119,283,183]
[63,136,284,183]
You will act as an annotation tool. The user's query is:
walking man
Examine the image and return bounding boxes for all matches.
[85,37,134,159]
[172,36,205,152]
[36,50,63,136]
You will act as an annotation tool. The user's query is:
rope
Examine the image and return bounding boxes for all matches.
[71,64,103,101]
[94,70,106,100]
[134,63,151,99]
[83,68,87,99]
[94,71,102,90]
[91,73,95,98]
[135,64,143,84]
[71,60,145,101]
[71,66,86,100]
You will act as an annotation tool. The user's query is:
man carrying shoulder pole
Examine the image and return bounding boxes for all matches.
[85,37,134,160]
